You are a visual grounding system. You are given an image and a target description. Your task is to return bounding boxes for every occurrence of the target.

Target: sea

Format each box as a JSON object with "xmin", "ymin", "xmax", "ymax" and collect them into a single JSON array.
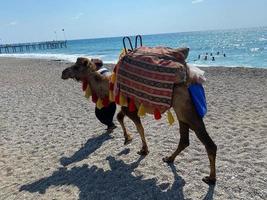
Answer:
[{"xmin": 1, "ymin": 27, "xmax": 266, "ymax": 68}]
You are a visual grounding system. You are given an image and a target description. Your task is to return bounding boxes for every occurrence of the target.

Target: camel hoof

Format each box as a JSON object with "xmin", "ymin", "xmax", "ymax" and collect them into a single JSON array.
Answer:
[
  {"xmin": 202, "ymin": 176, "xmax": 216, "ymax": 185},
  {"xmin": 162, "ymin": 157, "xmax": 174, "ymax": 163},
  {"xmin": 124, "ymin": 137, "xmax": 133, "ymax": 145},
  {"xmin": 137, "ymin": 149, "xmax": 149, "ymax": 156}
]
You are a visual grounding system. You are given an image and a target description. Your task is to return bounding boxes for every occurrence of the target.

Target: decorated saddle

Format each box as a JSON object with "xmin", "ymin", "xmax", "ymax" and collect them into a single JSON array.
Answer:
[{"xmin": 108, "ymin": 36, "xmax": 189, "ymax": 123}]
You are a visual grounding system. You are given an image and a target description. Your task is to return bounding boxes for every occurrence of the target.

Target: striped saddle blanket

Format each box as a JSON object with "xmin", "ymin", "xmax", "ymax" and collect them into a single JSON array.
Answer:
[{"xmin": 115, "ymin": 46, "xmax": 189, "ymax": 112}]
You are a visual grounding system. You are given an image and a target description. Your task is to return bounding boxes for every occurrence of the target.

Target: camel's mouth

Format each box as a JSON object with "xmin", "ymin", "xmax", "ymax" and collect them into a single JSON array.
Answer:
[
  {"xmin": 74, "ymin": 77, "xmax": 81, "ymax": 82},
  {"xmin": 61, "ymin": 68, "xmax": 71, "ymax": 80},
  {"xmin": 61, "ymin": 68, "xmax": 78, "ymax": 81},
  {"xmin": 61, "ymin": 75, "xmax": 68, "ymax": 80},
  {"xmin": 61, "ymin": 74, "xmax": 81, "ymax": 82},
  {"xmin": 61, "ymin": 75, "xmax": 69, "ymax": 80}
]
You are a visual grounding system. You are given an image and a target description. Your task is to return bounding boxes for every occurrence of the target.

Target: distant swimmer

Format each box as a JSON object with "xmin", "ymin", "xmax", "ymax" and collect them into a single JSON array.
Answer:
[
  {"xmin": 217, "ymin": 51, "xmax": 220, "ymax": 55},
  {"xmin": 198, "ymin": 54, "xmax": 201, "ymax": 60},
  {"xmin": 204, "ymin": 55, "xmax": 208, "ymax": 60},
  {"xmin": 223, "ymin": 53, "xmax": 226, "ymax": 57},
  {"xmin": 210, "ymin": 53, "xmax": 213, "ymax": 56},
  {"xmin": 212, "ymin": 56, "xmax": 215, "ymax": 61}
]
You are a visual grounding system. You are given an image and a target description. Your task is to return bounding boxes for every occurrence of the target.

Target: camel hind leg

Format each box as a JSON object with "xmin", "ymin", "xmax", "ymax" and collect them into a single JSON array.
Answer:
[
  {"xmin": 121, "ymin": 107, "xmax": 149, "ymax": 155},
  {"xmin": 190, "ymin": 119, "xmax": 217, "ymax": 185},
  {"xmin": 168, "ymin": 92, "xmax": 217, "ymax": 185},
  {"xmin": 163, "ymin": 120, "xmax": 190, "ymax": 163}
]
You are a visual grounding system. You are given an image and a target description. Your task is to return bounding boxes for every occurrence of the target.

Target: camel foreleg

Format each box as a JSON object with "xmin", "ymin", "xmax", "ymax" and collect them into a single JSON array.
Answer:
[
  {"xmin": 117, "ymin": 110, "xmax": 133, "ymax": 145},
  {"xmin": 122, "ymin": 107, "xmax": 149, "ymax": 155}
]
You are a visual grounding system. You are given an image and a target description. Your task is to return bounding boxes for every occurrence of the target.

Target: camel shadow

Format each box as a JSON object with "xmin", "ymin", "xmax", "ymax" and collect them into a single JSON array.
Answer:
[
  {"xmin": 21, "ymin": 133, "xmax": 215, "ymax": 200},
  {"xmin": 20, "ymin": 155, "xmax": 187, "ymax": 200},
  {"xmin": 59, "ymin": 132, "xmax": 113, "ymax": 166}
]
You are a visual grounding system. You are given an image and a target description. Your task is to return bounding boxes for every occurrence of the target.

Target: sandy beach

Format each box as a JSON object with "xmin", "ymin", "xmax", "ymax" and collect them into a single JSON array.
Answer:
[{"xmin": 0, "ymin": 57, "xmax": 266, "ymax": 200}]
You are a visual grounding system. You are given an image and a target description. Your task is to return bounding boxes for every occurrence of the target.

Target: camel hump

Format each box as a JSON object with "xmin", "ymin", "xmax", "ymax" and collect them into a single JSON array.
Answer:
[
  {"xmin": 114, "ymin": 46, "xmax": 189, "ymax": 114},
  {"xmin": 129, "ymin": 46, "xmax": 189, "ymax": 63},
  {"xmin": 122, "ymin": 46, "xmax": 188, "ymax": 84}
]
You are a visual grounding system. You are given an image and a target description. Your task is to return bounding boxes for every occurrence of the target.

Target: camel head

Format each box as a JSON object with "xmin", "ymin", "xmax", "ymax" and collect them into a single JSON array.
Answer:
[{"xmin": 61, "ymin": 57, "xmax": 97, "ymax": 81}]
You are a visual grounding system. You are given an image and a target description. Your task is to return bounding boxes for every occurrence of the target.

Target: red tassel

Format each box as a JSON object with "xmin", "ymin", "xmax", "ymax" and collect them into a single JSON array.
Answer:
[
  {"xmin": 128, "ymin": 97, "xmax": 136, "ymax": 112},
  {"xmin": 115, "ymin": 92, "xmax": 120, "ymax": 104},
  {"xmin": 102, "ymin": 96, "xmax": 109, "ymax": 107},
  {"xmin": 92, "ymin": 92, "xmax": 98, "ymax": 103},
  {"xmin": 154, "ymin": 108, "xmax": 162, "ymax": 120},
  {"xmin": 109, "ymin": 83, "xmax": 114, "ymax": 91},
  {"xmin": 82, "ymin": 80, "xmax": 88, "ymax": 91}
]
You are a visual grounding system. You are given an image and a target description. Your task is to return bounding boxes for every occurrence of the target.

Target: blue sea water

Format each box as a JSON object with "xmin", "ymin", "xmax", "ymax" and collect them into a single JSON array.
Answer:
[{"xmin": 1, "ymin": 27, "xmax": 267, "ymax": 68}]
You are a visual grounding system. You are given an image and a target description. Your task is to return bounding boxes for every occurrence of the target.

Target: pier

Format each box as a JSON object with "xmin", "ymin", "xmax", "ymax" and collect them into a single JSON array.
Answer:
[{"xmin": 0, "ymin": 40, "xmax": 67, "ymax": 54}]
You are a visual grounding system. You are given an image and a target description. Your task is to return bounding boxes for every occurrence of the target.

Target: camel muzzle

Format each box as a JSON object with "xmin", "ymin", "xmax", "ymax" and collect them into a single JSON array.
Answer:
[{"xmin": 61, "ymin": 68, "xmax": 72, "ymax": 80}]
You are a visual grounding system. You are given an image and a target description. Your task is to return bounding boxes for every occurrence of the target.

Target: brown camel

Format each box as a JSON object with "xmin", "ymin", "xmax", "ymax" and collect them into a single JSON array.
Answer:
[{"xmin": 61, "ymin": 55, "xmax": 217, "ymax": 185}]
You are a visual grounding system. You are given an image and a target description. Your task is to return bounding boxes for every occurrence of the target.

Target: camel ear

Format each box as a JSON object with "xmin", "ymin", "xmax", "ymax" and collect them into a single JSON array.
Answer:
[
  {"xmin": 83, "ymin": 59, "xmax": 89, "ymax": 66},
  {"xmin": 91, "ymin": 58, "xmax": 103, "ymax": 69},
  {"xmin": 76, "ymin": 57, "xmax": 83, "ymax": 64},
  {"xmin": 177, "ymin": 48, "xmax": 190, "ymax": 59},
  {"xmin": 76, "ymin": 57, "xmax": 89, "ymax": 66}
]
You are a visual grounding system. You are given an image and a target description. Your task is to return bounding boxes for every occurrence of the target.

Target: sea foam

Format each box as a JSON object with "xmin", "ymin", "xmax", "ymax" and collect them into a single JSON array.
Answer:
[{"xmin": 0, "ymin": 53, "xmax": 107, "ymax": 63}]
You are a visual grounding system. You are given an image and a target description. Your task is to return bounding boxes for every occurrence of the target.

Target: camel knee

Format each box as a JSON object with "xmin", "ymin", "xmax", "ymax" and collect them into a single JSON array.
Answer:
[
  {"xmin": 193, "ymin": 123, "xmax": 216, "ymax": 155},
  {"xmin": 116, "ymin": 111, "xmax": 124, "ymax": 122},
  {"xmin": 179, "ymin": 137, "xmax": 189, "ymax": 149},
  {"xmin": 195, "ymin": 130, "xmax": 217, "ymax": 157},
  {"xmin": 178, "ymin": 121, "xmax": 190, "ymax": 148},
  {"xmin": 136, "ymin": 122, "xmax": 144, "ymax": 132},
  {"xmin": 206, "ymin": 142, "xmax": 217, "ymax": 156}
]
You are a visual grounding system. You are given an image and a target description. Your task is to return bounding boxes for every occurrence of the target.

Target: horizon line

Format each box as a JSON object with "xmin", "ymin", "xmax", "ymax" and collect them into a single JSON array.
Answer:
[{"xmin": 2, "ymin": 25, "xmax": 267, "ymax": 45}]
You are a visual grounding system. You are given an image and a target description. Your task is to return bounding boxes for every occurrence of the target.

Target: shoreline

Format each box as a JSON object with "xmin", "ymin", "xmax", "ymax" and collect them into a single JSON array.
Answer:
[
  {"xmin": 0, "ymin": 57, "xmax": 266, "ymax": 199},
  {"xmin": 1, "ymin": 55, "xmax": 267, "ymax": 69}
]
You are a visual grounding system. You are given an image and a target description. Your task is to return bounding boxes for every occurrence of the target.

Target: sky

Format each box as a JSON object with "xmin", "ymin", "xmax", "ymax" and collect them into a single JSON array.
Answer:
[{"xmin": 0, "ymin": 0, "xmax": 266, "ymax": 43}]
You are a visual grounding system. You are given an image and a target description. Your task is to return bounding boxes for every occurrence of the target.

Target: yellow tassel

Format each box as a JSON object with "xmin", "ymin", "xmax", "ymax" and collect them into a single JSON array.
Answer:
[
  {"xmin": 137, "ymin": 103, "xmax": 146, "ymax": 117},
  {"xmin": 119, "ymin": 94, "xmax": 128, "ymax": 106},
  {"xmin": 167, "ymin": 110, "xmax": 175, "ymax": 125},
  {"xmin": 96, "ymin": 98, "xmax": 104, "ymax": 109},
  {"xmin": 111, "ymin": 72, "xmax": 116, "ymax": 83},
  {"xmin": 84, "ymin": 85, "xmax": 91, "ymax": 99},
  {"xmin": 109, "ymin": 90, "xmax": 114, "ymax": 102}
]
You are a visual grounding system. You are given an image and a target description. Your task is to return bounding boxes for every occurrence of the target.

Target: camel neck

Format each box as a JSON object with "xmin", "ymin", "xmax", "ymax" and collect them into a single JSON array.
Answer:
[{"xmin": 86, "ymin": 71, "xmax": 109, "ymax": 98}]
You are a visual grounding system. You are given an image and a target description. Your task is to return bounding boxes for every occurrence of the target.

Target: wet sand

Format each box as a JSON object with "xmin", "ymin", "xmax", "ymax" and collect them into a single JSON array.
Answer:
[{"xmin": 0, "ymin": 57, "xmax": 266, "ymax": 199}]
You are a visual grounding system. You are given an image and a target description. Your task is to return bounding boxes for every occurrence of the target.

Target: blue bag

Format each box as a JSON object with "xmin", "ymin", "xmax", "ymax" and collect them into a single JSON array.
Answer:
[{"xmin": 188, "ymin": 83, "xmax": 207, "ymax": 118}]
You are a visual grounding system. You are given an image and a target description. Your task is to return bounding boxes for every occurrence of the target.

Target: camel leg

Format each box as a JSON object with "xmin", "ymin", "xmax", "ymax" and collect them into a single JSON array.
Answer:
[
  {"xmin": 191, "ymin": 119, "xmax": 217, "ymax": 185},
  {"xmin": 163, "ymin": 120, "xmax": 189, "ymax": 163},
  {"xmin": 122, "ymin": 107, "xmax": 149, "ymax": 156},
  {"xmin": 170, "ymin": 85, "xmax": 216, "ymax": 184},
  {"xmin": 116, "ymin": 110, "xmax": 132, "ymax": 145}
]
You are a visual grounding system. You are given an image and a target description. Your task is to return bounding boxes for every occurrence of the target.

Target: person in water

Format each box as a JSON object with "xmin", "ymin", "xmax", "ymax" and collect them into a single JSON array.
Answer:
[
  {"xmin": 91, "ymin": 58, "xmax": 117, "ymax": 132},
  {"xmin": 212, "ymin": 56, "xmax": 215, "ymax": 61}
]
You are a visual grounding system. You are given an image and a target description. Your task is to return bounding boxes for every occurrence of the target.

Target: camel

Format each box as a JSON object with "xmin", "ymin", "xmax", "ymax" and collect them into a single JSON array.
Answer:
[{"xmin": 61, "ymin": 55, "xmax": 217, "ymax": 185}]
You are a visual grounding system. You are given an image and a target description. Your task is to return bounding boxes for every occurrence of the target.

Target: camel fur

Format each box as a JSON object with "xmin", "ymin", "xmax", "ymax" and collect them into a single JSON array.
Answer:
[{"xmin": 61, "ymin": 56, "xmax": 217, "ymax": 185}]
